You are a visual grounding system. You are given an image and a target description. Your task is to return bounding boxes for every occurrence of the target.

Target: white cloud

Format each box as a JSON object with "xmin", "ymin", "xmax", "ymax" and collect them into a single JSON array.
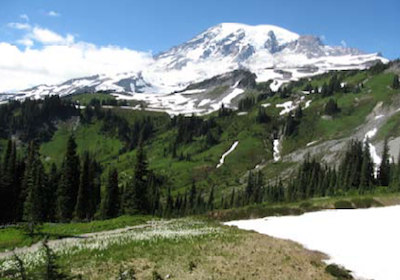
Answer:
[
  {"xmin": 16, "ymin": 39, "xmax": 34, "ymax": 47},
  {"xmin": 341, "ymin": 40, "xmax": 347, "ymax": 47},
  {"xmin": 28, "ymin": 27, "xmax": 74, "ymax": 45},
  {"xmin": 7, "ymin": 22, "xmax": 31, "ymax": 30},
  {"xmin": 0, "ymin": 41, "xmax": 153, "ymax": 92},
  {"xmin": 20, "ymin": 14, "xmax": 29, "ymax": 21},
  {"xmin": 47, "ymin": 11, "xmax": 60, "ymax": 17},
  {"xmin": 0, "ymin": 19, "xmax": 154, "ymax": 92}
]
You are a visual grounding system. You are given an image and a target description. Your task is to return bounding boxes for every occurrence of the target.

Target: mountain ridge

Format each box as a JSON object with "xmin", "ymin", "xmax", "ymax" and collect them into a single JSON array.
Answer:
[{"xmin": 3, "ymin": 23, "xmax": 388, "ymax": 115}]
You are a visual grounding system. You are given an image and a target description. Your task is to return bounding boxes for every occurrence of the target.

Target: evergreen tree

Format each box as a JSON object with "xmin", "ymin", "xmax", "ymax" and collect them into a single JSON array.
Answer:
[
  {"xmin": 23, "ymin": 142, "xmax": 46, "ymax": 235},
  {"xmin": 57, "ymin": 135, "xmax": 80, "ymax": 221},
  {"xmin": 123, "ymin": 138, "xmax": 150, "ymax": 214},
  {"xmin": 0, "ymin": 139, "xmax": 17, "ymax": 223},
  {"xmin": 189, "ymin": 179, "xmax": 197, "ymax": 210},
  {"xmin": 378, "ymin": 138, "xmax": 391, "ymax": 186},
  {"xmin": 165, "ymin": 186, "xmax": 174, "ymax": 216},
  {"xmin": 229, "ymin": 188, "xmax": 235, "ymax": 208},
  {"xmin": 40, "ymin": 239, "xmax": 71, "ymax": 280},
  {"xmin": 245, "ymin": 171, "xmax": 255, "ymax": 203},
  {"xmin": 101, "ymin": 168, "xmax": 120, "ymax": 219},
  {"xmin": 325, "ymin": 99, "xmax": 340, "ymax": 115},
  {"xmin": 359, "ymin": 140, "xmax": 374, "ymax": 193},
  {"xmin": 74, "ymin": 152, "xmax": 93, "ymax": 221},
  {"xmin": 45, "ymin": 164, "xmax": 59, "ymax": 222},
  {"xmin": 392, "ymin": 75, "xmax": 399, "ymax": 90},
  {"xmin": 208, "ymin": 185, "xmax": 214, "ymax": 211}
]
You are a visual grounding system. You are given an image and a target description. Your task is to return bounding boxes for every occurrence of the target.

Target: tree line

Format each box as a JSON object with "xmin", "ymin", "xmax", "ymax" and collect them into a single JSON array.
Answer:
[{"xmin": 221, "ymin": 138, "xmax": 400, "ymax": 208}]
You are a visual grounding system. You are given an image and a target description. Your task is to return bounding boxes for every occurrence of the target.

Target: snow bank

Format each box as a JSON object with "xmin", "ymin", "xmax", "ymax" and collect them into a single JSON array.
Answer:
[
  {"xmin": 225, "ymin": 205, "xmax": 400, "ymax": 280},
  {"xmin": 216, "ymin": 141, "xmax": 239, "ymax": 168}
]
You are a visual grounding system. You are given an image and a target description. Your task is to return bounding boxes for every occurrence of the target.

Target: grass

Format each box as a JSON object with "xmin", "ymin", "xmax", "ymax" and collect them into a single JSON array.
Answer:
[
  {"xmin": 376, "ymin": 111, "xmax": 400, "ymax": 140},
  {"xmin": 1, "ymin": 218, "xmax": 334, "ymax": 280},
  {"xmin": 0, "ymin": 215, "xmax": 152, "ymax": 252},
  {"xmin": 41, "ymin": 121, "xmax": 123, "ymax": 167}
]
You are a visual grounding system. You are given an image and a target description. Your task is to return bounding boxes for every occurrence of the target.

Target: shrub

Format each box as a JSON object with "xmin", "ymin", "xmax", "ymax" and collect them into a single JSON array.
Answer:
[
  {"xmin": 325, "ymin": 264, "xmax": 353, "ymax": 279},
  {"xmin": 334, "ymin": 200, "xmax": 353, "ymax": 209},
  {"xmin": 299, "ymin": 201, "xmax": 313, "ymax": 209}
]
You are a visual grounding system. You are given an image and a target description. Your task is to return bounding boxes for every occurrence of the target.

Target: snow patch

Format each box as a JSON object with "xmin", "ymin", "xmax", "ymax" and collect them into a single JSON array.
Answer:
[
  {"xmin": 225, "ymin": 205, "xmax": 400, "ymax": 280},
  {"xmin": 273, "ymin": 139, "xmax": 281, "ymax": 162},
  {"xmin": 261, "ymin": 103, "xmax": 271, "ymax": 108},
  {"xmin": 375, "ymin": 114, "xmax": 385, "ymax": 120},
  {"xmin": 364, "ymin": 128, "xmax": 381, "ymax": 175},
  {"xmin": 237, "ymin": 112, "xmax": 248, "ymax": 116},
  {"xmin": 306, "ymin": 140, "xmax": 318, "ymax": 147},
  {"xmin": 216, "ymin": 141, "xmax": 239, "ymax": 168},
  {"xmin": 276, "ymin": 101, "xmax": 296, "ymax": 116}
]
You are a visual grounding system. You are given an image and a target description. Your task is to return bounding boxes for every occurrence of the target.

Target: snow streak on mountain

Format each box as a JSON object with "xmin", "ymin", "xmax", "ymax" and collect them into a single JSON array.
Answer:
[{"xmin": 5, "ymin": 23, "xmax": 387, "ymax": 114}]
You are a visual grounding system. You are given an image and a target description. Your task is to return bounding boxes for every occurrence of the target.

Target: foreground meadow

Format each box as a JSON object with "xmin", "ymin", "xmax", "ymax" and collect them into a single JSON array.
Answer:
[{"xmin": 0, "ymin": 218, "xmax": 334, "ymax": 280}]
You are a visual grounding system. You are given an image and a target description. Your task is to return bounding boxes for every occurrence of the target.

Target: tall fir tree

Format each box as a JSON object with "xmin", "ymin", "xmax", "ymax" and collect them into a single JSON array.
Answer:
[
  {"xmin": 392, "ymin": 75, "xmax": 399, "ymax": 90},
  {"xmin": 359, "ymin": 140, "xmax": 374, "ymax": 194},
  {"xmin": 123, "ymin": 138, "xmax": 150, "ymax": 214},
  {"xmin": 208, "ymin": 185, "xmax": 214, "ymax": 211},
  {"xmin": 0, "ymin": 139, "xmax": 17, "ymax": 223},
  {"xmin": 101, "ymin": 168, "xmax": 120, "ymax": 219},
  {"xmin": 57, "ymin": 135, "xmax": 80, "ymax": 221},
  {"xmin": 23, "ymin": 141, "xmax": 46, "ymax": 235},
  {"xmin": 74, "ymin": 152, "xmax": 93, "ymax": 221},
  {"xmin": 378, "ymin": 138, "xmax": 391, "ymax": 186},
  {"xmin": 188, "ymin": 179, "xmax": 197, "ymax": 212}
]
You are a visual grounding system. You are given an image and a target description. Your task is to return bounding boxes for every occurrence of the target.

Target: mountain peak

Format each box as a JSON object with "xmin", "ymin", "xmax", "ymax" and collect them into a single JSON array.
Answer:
[{"xmin": 7, "ymin": 22, "xmax": 388, "ymax": 114}]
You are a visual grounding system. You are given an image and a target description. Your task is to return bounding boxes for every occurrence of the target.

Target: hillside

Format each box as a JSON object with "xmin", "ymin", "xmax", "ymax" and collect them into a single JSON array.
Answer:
[{"xmin": 1, "ymin": 61, "xmax": 399, "ymax": 204}]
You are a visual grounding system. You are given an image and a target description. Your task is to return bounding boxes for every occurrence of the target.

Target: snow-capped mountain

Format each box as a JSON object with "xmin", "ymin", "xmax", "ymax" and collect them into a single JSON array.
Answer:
[{"xmin": 6, "ymin": 23, "xmax": 388, "ymax": 114}]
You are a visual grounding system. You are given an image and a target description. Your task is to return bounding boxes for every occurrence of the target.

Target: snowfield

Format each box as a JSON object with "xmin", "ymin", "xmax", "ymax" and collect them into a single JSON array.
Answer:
[{"xmin": 225, "ymin": 205, "xmax": 400, "ymax": 280}]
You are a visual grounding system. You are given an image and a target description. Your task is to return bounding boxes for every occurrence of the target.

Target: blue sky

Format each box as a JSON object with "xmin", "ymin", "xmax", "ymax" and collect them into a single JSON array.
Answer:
[
  {"xmin": 0, "ymin": 0, "xmax": 398, "ymax": 91},
  {"xmin": 1, "ymin": 0, "xmax": 399, "ymax": 57}
]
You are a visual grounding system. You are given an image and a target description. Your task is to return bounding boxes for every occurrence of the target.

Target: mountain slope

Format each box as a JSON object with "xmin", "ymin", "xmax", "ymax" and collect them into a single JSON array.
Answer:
[{"xmin": 5, "ymin": 23, "xmax": 388, "ymax": 115}]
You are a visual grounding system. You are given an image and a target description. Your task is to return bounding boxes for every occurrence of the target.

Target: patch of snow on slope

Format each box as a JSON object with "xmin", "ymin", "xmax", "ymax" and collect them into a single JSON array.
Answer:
[
  {"xmin": 237, "ymin": 112, "xmax": 248, "ymax": 116},
  {"xmin": 306, "ymin": 140, "xmax": 319, "ymax": 147},
  {"xmin": 225, "ymin": 205, "xmax": 400, "ymax": 280},
  {"xmin": 304, "ymin": 100, "xmax": 312, "ymax": 109},
  {"xmin": 221, "ymin": 88, "xmax": 245, "ymax": 106},
  {"xmin": 276, "ymin": 101, "xmax": 296, "ymax": 115},
  {"xmin": 364, "ymin": 128, "xmax": 381, "ymax": 174},
  {"xmin": 261, "ymin": 103, "xmax": 271, "ymax": 108},
  {"xmin": 273, "ymin": 139, "xmax": 281, "ymax": 162},
  {"xmin": 180, "ymin": 89, "xmax": 206, "ymax": 95},
  {"xmin": 216, "ymin": 141, "xmax": 239, "ymax": 168},
  {"xmin": 375, "ymin": 114, "xmax": 385, "ymax": 120},
  {"xmin": 198, "ymin": 99, "xmax": 211, "ymax": 107}
]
